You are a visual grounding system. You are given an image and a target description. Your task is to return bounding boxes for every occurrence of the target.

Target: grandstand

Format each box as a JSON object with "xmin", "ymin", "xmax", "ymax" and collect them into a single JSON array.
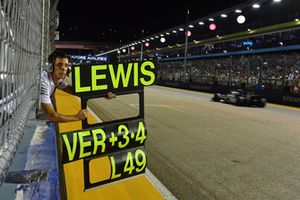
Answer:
[{"xmin": 100, "ymin": 0, "xmax": 300, "ymax": 107}]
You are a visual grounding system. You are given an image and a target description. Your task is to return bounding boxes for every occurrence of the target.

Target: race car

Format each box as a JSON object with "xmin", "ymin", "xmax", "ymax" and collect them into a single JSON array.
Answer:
[{"xmin": 212, "ymin": 89, "xmax": 266, "ymax": 107}]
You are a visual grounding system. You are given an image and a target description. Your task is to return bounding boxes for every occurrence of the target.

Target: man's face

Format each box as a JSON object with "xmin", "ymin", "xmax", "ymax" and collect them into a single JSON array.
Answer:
[{"xmin": 53, "ymin": 57, "xmax": 70, "ymax": 79}]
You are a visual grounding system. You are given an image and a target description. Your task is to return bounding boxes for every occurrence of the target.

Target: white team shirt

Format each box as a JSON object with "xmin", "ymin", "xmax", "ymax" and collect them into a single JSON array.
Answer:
[{"xmin": 40, "ymin": 71, "xmax": 68, "ymax": 104}]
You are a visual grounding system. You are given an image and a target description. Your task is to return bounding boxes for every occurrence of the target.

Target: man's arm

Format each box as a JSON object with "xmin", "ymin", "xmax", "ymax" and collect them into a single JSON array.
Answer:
[{"xmin": 41, "ymin": 102, "xmax": 88, "ymax": 123}]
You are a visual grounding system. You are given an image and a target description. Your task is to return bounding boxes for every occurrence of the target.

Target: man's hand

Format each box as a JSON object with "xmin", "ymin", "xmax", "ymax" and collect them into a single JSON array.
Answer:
[
  {"xmin": 76, "ymin": 109, "xmax": 88, "ymax": 120},
  {"xmin": 41, "ymin": 103, "xmax": 89, "ymax": 123},
  {"xmin": 105, "ymin": 92, "xmax": 116, "ymax": 100}
]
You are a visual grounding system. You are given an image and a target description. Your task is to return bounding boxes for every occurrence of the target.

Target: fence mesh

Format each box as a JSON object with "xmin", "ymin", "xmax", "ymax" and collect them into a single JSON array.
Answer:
[{"xmin": 0, "ymin": 0, "xmax": 57, "ymax": 185}]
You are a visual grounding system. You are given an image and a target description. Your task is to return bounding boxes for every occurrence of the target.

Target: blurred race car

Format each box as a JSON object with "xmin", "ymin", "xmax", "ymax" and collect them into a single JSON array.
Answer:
[{"xmin": 212, "ymin": 89, "xmax": 266, "ymax": 107}]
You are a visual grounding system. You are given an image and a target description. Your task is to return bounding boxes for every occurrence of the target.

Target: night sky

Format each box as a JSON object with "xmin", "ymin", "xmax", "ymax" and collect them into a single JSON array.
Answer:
[{"xmin": 57, "ymin": 0, "xmax": 249, "ymax": 43}]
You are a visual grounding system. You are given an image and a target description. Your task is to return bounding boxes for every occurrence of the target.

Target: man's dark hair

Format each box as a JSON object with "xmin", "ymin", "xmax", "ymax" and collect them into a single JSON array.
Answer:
[
  {"xmin": 48, "ymin": 50, "xmax": 71, "ymax": 66},
  {"xmin": 48, "ymin": 50, "xmax": 72, "ymax": 75}
]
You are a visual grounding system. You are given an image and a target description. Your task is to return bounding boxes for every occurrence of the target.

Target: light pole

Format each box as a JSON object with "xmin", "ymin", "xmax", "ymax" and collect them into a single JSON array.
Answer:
[
  {"xmin": 117, "ymin": 49, "xmax": 121, "ymax": 62},
  {"xmin": 183, "ymin": 9, "xmax": 190, "ymax": 82},
  {"xmin": 127, "ymin": 46, "xmax": 130, "ymax": 62},
  {"xmin": 118, "ymin": 39, "xmax": 122, "ymax": 62},
  {"xmin": 140, "ymin": 29, "xmax": 144, "ymax": 61}
]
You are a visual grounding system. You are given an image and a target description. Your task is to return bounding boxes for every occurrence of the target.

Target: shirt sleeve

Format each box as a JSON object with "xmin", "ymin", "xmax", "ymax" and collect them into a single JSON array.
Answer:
[
  {"xmin": 40, "ymin": 76, "xmax": 51, "ymax": 104},
  {"xmin": 57, "ymin": 80, "xmax": 68, "ymax": 89}
]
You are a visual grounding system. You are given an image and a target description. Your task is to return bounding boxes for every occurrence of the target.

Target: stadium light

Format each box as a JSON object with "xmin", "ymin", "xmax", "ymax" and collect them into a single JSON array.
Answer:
[
  {"xmin": 128, "ymin": 1, "xmax": 285, "ymax": 56},
  {"xmin": 237, "ymin": 15, "xmax": 246, "ymax": 24},
  {"xmin": 252, "ymin": 3, "xmax": 260, "ymax": 8},
  {"xmin": 160, "ymin": 37, "xmax": 166, "ymax": 43},
  {"xmin": 187, "ymin": 31, "xmax": 192, "ymax": 37},
  {"xmin": 209, "ymin": 23, "xmax": 217, "ymax": 31}
]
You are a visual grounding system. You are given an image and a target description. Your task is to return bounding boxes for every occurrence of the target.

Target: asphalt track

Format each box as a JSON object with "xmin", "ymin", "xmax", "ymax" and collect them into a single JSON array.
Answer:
[{"xmin": 89, "ymin": 86, "xmax": 300, "ymax": 200}]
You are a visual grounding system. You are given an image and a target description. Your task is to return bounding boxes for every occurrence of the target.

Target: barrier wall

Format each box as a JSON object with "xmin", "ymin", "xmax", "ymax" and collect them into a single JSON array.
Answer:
[{"xmin": 158, "ymin": 80, "xmax": 300, "ymax": 107}]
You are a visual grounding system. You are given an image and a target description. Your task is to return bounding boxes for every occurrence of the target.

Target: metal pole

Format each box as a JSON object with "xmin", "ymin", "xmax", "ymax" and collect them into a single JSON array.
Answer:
[
  {"xmin": 183, "ymin": 9, "xmax": 189, "ymax": 82},
  {"xmin": 118, "ymin": 39, "xmax": 122, "ymax": 62},
  {"xmin": 127, "ymin": 47, "xmax": 130, "ymax": 62},
  {"xmin": 38, "ymin": 0, "xmax": 46, "ymax": 112},
  {"xmin": 281, "ymin": 55, "xmax": 286, "ymax": 88},
  {"xmin": 228, "ymin": 56, "xmax": 232, "ymax": 87},
  {"xmin": 257, "ymin": 56, "xmax": 263, "ymax": 86},
  {"xmin": 140, "ymin": 43, "xmax": 143, "ymax": 61},
  {"xmin": 245, "ymin": 57, "xmax": 250, "ymax": 88},
  {"xmin": 118, "ymin": 49, "xmax": 121, "ymax": 62},
  {"xmin": 140, "ymin": 29, "xmax": 144, "ymax": 61}
]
